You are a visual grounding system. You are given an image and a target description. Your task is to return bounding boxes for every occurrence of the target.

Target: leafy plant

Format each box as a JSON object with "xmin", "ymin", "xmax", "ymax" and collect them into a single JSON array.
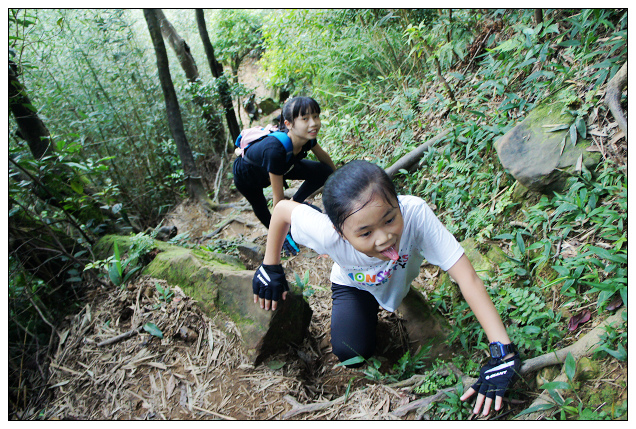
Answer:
[
  {"xmin": 593, "ymin": 310, "xmax": 627, "ymax": 361},
  {"xmin": 434, "ymin": 382, "xmax": 473, "ymax": 420},
  {"xmin": 155, "ymin": 282, "xmax": 174, "ymax": 303},
  {"xmin": 293, "ymin": 271, "xmax": 322, "ymax": 298},
  {"xmin": 107, "ymin": 241, "xmax": 141, "ymax": 287},
  {"xmin": 413, "ymin": 362, "xmax": 458, "ymax": 395},
  {"xmin": 336, "ymin": 344, "xmax": 431, "ymax": 384}
]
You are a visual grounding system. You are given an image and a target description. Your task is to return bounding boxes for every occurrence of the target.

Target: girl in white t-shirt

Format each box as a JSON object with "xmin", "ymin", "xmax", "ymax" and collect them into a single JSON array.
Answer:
[{"xmin": 252, "ymin": 160, "xmax": 521, "ymax": 416}]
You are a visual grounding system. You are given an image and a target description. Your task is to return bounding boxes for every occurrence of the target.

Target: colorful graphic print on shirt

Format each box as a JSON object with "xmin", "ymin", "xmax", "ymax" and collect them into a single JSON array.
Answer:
[{"xmin": 346, "ymin": 254, "xmax": 410, "ymax": 287}]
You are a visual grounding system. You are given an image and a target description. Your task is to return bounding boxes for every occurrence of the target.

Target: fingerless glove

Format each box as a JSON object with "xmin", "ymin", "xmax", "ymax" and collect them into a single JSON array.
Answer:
[
  {"xmin": 471, "ymin": 353, "xmax": 522, "ymax": 400},
  {"xmin": 252, "ymin": 264, "xmax": 289, "ymax": 302}
]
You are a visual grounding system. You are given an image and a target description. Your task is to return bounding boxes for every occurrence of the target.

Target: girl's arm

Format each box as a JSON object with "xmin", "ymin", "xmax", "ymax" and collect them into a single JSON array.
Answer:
[
  {"xmin": 311, "ymin": 144, "xmax": 337, "ymax": 171},
  {"xmin": 447, "ymin": 254, "xmax": 517, "ymax": 416},
  {"xmin": 269, "ymin": 172, "xmax": 286, "ymax": 209},
  {"xmin": 254, "ymin": 200, "xmax": 301, "ymax": 311},
  {"xmin": 446, "ymin": 254, "xmax": 511, "ymax": 345},
  {"xmin": 263, "ymin": 199, "xmax": 300, "ymax": 265}
]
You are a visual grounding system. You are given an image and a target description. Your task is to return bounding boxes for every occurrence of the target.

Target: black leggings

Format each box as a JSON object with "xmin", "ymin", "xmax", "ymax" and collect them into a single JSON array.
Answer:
[
  {"xmin": 330, "ymin": 283, "xmax": 379, "ymax": 367},
  {"xmin": 233, "ymin": 158, "xmax": 333, "ymax": 228}
]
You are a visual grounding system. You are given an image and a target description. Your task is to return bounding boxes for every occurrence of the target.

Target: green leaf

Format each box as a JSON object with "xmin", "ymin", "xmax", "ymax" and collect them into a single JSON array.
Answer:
[
  {"xmin": 122, "ymin": 266, "xmax": 142, "ymax": 283},
  {"xmin": 70, "ymin": 180, "xmax": 84, "ymax": 195},
  {"xmin": 113, "ymin": 242, "xmax": 122, "ymax": 277},
  {"xmin": 336, "ymin": 355, "xmax": 365, "ymax": 367},
  {"xmin": 515, "ymin": 402, "xmax": 556, "ymax": 417},
  {"xmin": 266, "ymin": 360, "xmax": 285, "ymax": 370},
  {"xmin": 569, "ymin": 124, "xmax": 578, "ymax": 146},
  {"xmin": 575, "ymin": 116, "xmax": 587, "ymax": 139},
  {"xmin": 547, "ymin": 124, "xmax": 569, "ymax": 132},
  {"xmin": 344, "ymin": 376, "xmax": 355, "ymax": 403},
  {"xmin": 540, "ymin": 381, "xmax": 570, "ymax": 391},
  {"xmin": 557, "ymin": 40, "xmax": 580, "ymax": 47},
  {"xmin": 515, "ymin": 231, "xmax": 525, "ymax": 254},
  {"xmin": 108, "ymin": 261, "xmax": 122, "ymax": 286},
  {"xmin": 22, "ymin": 103, "xmax": 38, "ymax": 113},
  {"xmin": 564, "ymin": 352, "xmax": 576, "ymax": 381},
  {"xmin": 143, "ymin": 322, "xmax": 164, "ymax": 339}
]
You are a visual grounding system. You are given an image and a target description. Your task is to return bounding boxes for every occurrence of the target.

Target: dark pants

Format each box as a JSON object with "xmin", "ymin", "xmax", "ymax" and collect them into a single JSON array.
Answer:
[
  {"xmin": 233, "ymin": 158, "xmax": 333, "ymax": 228},
  {"xmin": 330, "ymin": 283, "xmax": 379, "ymax": 367}
]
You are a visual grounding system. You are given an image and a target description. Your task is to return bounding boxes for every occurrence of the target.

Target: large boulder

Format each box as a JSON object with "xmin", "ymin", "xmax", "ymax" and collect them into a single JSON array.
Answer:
[
  {"xmin": 495, "ymin": 91, "xmax": 601, "ymax": 193},
  {"xmin": 93, "ymin": 235, "xmax": 312, "ymax": 365}
]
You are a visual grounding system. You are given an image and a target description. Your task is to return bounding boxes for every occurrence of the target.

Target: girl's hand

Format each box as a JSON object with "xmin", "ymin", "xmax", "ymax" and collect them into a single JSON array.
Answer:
[
  {"xmin": 460, "ymin": 353, "xmax": 522, "ymax": 416},
  {"xmin": 252, "ymin": 264, "xmax": 289, "ymax": 311}
]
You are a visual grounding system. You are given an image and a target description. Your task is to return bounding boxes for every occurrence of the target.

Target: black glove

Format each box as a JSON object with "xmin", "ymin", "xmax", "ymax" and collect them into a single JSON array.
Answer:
[
  {"xmin": 470, "ymin": 353, "xmax": 521, "ymax": 400},
  {"xmin": 282, "ymin": 233, "xmax": 299, "ymax": 256},
  {"xmin": 252, "ymin": 264, "xmax": 289, "ymax": 302}
]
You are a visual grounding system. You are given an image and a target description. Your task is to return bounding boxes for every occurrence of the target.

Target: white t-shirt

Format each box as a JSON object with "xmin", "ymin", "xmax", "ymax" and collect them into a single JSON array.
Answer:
[{"xmin": 290, "ymin": 195, "xmax": 464, "ymax": 312}]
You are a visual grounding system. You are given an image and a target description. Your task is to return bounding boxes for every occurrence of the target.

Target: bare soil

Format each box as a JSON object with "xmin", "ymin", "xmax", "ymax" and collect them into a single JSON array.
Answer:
[{"xmin": 44, "ymin": 181, "xmax": 428, "ymax": 420}]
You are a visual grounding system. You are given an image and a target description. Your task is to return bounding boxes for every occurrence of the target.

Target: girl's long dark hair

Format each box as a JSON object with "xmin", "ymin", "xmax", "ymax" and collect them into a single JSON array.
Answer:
[
  {"xmin": 322, "ymin": 160, "xmax": 399, "ymax": 235},
  {"xmin": 278, "ymin": 96, "xmax": 321, "ymax": 132}
]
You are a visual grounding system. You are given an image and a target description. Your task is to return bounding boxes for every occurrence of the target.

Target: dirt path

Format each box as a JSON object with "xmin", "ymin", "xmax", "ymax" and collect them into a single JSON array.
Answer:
[{"xmin": 45, "ymin": 184, "xmax": 419, "ymax": 420}]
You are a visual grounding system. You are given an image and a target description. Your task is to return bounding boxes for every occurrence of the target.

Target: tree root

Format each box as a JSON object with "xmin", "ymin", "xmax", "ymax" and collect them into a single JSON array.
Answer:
[
  {"xmin": 604, "ymin": 62, "xmax": 627, "ymax": 139},
  {"xmin": 385, "ymin": 129, "xmax": 450, "ymax": 178},
  {"xmin": 516, "ymin": 309, "xmax": 625, "ymax": 420},
  {"xmin": 279, "ymin": 310, "xmax": 624, "ymax": 420},
  {"xmin": 282, "ymin": 394, "xmax": 346, "ymax": 419}
]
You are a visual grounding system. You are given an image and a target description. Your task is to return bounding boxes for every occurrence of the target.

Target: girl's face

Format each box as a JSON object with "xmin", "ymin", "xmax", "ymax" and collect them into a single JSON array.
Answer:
[
  {"xmin": 340, "ymin": 191, "xmax": 403, "ymax": 261},
  {"xmin": 286, "ymin": 109, "xmax": 321, "ymax": 141}
]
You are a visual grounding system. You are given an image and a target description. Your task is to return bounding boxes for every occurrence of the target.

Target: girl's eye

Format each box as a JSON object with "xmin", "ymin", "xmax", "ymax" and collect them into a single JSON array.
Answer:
[
  {"xmin": 360, "ymin": 231, "xmax": 371, "ymax": 238},
  {"xmin": 386, "ymin": 216, "xmax": 395, "ymax": 224}
]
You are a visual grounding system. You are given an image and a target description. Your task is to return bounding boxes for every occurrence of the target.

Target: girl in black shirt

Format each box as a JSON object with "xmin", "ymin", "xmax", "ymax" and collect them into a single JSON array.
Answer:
[{"xmin": 233, "ymin": 96, "xmax": 336, "ymax": 235}]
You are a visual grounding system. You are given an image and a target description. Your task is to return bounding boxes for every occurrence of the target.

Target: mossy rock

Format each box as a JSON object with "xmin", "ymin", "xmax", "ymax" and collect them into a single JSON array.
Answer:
[
  {"xmin": 495, "ymin": 89, "xmax": 601, "ymax": 193},
  {"xmin": 92, "ymin": 235, "xmax": 312, "ymax": 364}
]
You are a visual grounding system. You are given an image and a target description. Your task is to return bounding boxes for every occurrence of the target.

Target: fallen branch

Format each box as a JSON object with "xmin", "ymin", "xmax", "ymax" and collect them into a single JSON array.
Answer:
[
  {"xmin": 385, "ymin": 129, "xmax": 451, "ymax": 178},
  {"xmin": 391, "ymin": 387, "xmax": 454, "ymax": 418},
  {"xmin": 604, "ymin": 62, "xmax": 627, "ymax": 139},
  {"xmin": 282, "ymin": 394, "xmax": 346, "ymax": 419},
  {"xmin": 97, "ymin": 328, "xmax": 141, "ymax": 347},
  {"xmin": 202, "ymin": 217, "xmax": 237, "ymax": 239},
  {"xmin": 517, "ymin": 309, "xmax": 626, "ymax": 420},
  {"xmin": 389, "ymin": 310, "xmax": 624, "ymax": 419},
  {"xmin": 519, "ymin": 309, "xmax": 625, "ymax": 375}
]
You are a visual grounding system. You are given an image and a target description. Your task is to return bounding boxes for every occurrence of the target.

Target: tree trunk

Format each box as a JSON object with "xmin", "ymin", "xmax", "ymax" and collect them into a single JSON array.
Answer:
[
  {"xmin": 420, "ymin": 42, "xmax": 456, "ymax": 104},
  {"xmin": 9, "ymin": 59, "xmax": 53, "ymax": 160},
  {"xmin": 143, "ymin": 9, "xmax": 212, "ymax": 206},
  {"xmin": 604, "ymin": 62, "xmax": 627, "ymax": 139},
  {"xmin": 154, "ymin": 9, "xmax": 226, "ymax": 154},
  {"xmin": 195, "ymin": 9, "xmax": 241, "ymax": 143},
  {"xmin": 9, "ymin": 58, "xmax": 118, "ymax": 234}
]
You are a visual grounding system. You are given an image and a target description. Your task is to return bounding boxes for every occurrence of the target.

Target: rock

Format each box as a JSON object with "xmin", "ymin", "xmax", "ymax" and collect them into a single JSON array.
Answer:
[
  {"xmin": 257, "ymin": 97, "xmax": 279, "ymax": 116},
  {"xmin": 575, "ymin": 356, "xmax": 599, "ymax": 381},
  {"xmin": 93, "ymin": 235, "xmax": 312, "ymax": 365},
  {"xmin": 237, "ymin": 242, "xmax": 265, "ymax": 270},
  {"xmin": 494, "ymin": 90, "xmax": 601, "ymax": 193},
  {"xmin": 536, "ymin": 365, "xmax": 560, "ymax": 388},
  {"xmin": 397, "ymin": 287, "xmax": 453, "ymax": 360},
  {"xmin": 434, "ymin": 238, "xmax": 506, "ymax": 305}
]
